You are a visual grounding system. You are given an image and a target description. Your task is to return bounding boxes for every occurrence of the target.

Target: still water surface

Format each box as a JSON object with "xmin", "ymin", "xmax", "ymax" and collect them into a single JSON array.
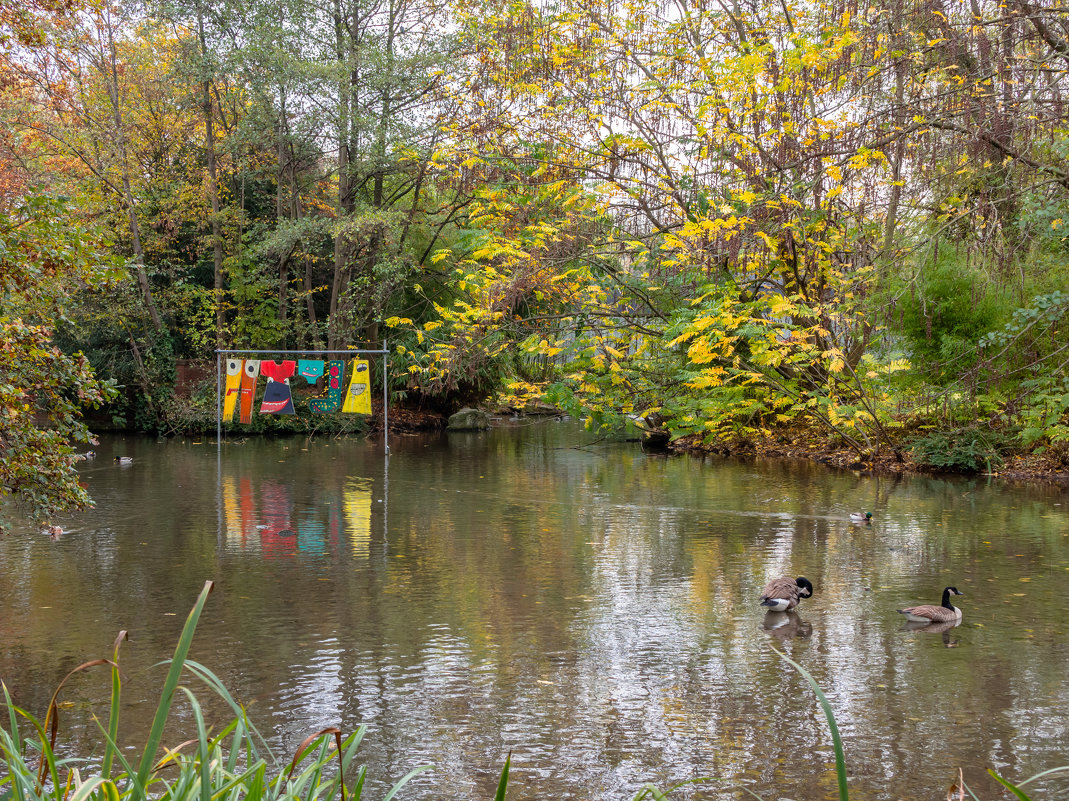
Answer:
[{"xmin": 2, "ymin": 422, "xmax": 1068, "ymax": 800}]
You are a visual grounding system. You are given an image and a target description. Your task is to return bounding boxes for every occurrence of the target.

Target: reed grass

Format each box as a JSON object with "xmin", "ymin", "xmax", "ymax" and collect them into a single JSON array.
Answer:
[
  {"xmin": 2, "ymin": 584, "xmax": 1066, "ymax": 801},
  {"xmin": 0, "ymin": 581, "xmax": 428, "ymax": 801}
]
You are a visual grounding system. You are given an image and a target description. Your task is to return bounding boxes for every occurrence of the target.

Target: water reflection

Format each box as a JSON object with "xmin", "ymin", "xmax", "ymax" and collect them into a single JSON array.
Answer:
[
  {"xmin": 761, "ymin": 611, "xmax": 813, "ymax": 640},
  {"xmin": 220, "ymin": 469, "xmax": 374, "ymax": 558},
  {"xmin": 901, "ymin": 619, "xmax": 962, "ymax": 648},
  {"xmin": 1, "ymin": 425, "xmax": 1068, "ymax": 801}
]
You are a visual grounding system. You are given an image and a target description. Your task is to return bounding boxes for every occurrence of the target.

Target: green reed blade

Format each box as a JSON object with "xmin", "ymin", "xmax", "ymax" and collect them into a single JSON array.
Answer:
[
  {"xmin": 349, "ymin": 764, "xmax": 367, "ymax": 801},
  {"xmin": 68, "ymin": 775, "xmax": 116, "ymax": 801},
  {"xmin": 380, "ymin": 765, "xmax": 431, "ymax": 801},
  {"xmin": 183, "ymin": 660, "xmax": 274, "ymax": 766},
  {"xmin": 1016, "ymin": 766, "xmax": 1069, "ymax": 788},
  {"xmin": 210, "ymin": 758, "xmax": 268, "ymax": 800},
  {"xmin": 175, "ymin": 687, "xmax": 212, "ymax": 801},
  {"xmin": 770, "ymin": 646, "xmax": 849, "ymax": 801},
  {"xmin": 243, "ymin": 762, "xmax": 266, "ymax": 801},
  {"xmin": 493, "ymin": 753, "xmax": 510, "ymax": 801},
  {"xmin": 90, "ymin": 712, "xmax": 140, "ymax": 784},
  {"xmin": 2, "ymin": 683, "xmax": 19, "ymax": 749},
  {"xmin": 958, "ymin": 776, "xmax": 981, "ymax": 801},
  {"xmin": 988, "ymin": 769, "xmax": 1032, "ymax": 801},
  {"xmin": 135, "ymin": 580, "xmax": 214, "ymax": 791},
  {"xmin": 102, "ymin": 631, "xmax": 127, "ymax": 781},
  {"xmin": 340, "ymin": 727, "xmax": 366, "ymax": 772}
]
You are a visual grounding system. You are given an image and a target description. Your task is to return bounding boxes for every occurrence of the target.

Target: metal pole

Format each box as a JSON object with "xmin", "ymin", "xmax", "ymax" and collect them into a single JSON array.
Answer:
[
  {"xmin": 382, "ymin": 440, "xmax": 389, "ymax": 562},
  {"xmin": 382, "ymin": 337, "xmax": 390, "ymax": 455},
  {"xmin": 216, "ymin": 351, "xmax": 222, "ymax": 446},
  {"xmin": 215, "ymin": 348, "xmax": 387, "ymax": 355}
]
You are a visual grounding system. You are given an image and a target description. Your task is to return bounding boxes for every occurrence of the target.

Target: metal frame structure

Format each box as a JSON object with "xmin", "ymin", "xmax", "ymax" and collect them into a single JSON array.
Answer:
[{"xmin": 214, "ymin": 344, "xmax": 391, "ymax": 454}]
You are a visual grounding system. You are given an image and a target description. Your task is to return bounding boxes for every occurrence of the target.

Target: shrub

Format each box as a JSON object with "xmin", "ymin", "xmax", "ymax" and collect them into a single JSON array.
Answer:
[{"xmin": 908, "ymin": 427, "xmax": 1015, "ymax": 473}]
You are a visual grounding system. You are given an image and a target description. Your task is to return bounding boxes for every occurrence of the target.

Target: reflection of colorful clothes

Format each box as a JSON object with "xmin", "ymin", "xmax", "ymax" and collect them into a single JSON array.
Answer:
[
  {"xmin": 222, "ymin": 476, "xmax": 242, "ymax": 546},
  {"xmin": 341, "ymin": 359, "xmax": 372, "ymax": 414},
  {"xmin": 297, "ymin": 359, "xmax": 324, "ymax": 384},
  {"xmin": 259, "ymin": 481, "xmax": 296, "ymax": 559},
  {"xmin": 239, "ymin": 360, "xmax": 261, "ymax": 423},
  {"xmin": 259, "ymin": 360, "xmax": 296, "ymax": 415},
  {"xmin": 297, "ymin": 519, "xmax": 327, "ymax": 553},
  {"xmin": 223, "ymin": 359, "xmax": 243, "ymax": 422},
  {"xmin": 310, "ymin": 360, "xmax": 345, "ymax": 413},
  {"xmin": 345, "ymin": 479, "xmax": 372, "ymax": 558},
  {"xmin": 238, "ymin": 477, "xmax": 260, "ymax": 552}
]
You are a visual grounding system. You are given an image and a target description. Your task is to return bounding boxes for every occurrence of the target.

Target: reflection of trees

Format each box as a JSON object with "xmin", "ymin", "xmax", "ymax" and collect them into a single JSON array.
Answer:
[{"xmin": 1, "ymin": 426, "xmax": 1068, "ymax": 799}]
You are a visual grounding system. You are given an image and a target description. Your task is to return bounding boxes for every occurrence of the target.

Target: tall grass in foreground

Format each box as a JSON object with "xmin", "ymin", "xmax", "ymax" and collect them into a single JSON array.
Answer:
[
  {"xmin": 2, "ymin": 582, "xmax": 1066, "ymax": 801},
  {"xmin": 0, "ymin": 581, "xmax": 428, "ymax": 801}
]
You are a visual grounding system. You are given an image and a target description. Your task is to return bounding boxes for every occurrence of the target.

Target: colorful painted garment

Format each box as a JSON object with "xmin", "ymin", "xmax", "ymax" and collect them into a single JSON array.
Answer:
[
  {"xmin": 260, "ymin": 360, "xmax": 296, "ymax": 415},
  {"xmin": 239, "ymin": 360, "xmax": 261, "ymax": 423},
  {"xmin": 297, "ymin": 359, "xmax": 324, "ymax": 384},
  {"xmin": 310, "ymin": 360, "xmax": 345, "ymax": 413},
  {"xmin": 341, "ymin": 359, "xmax": 372, "ymax": 414},
  {"xmin": 222, "ymin": 358, "xmax": 243, "ymax": 422}
]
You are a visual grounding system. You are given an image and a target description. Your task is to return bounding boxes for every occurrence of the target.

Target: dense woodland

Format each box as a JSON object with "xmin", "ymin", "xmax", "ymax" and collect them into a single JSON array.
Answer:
[{"xmin": 2, "ymin": 0, "xmax": 1069, "ymax": 527}]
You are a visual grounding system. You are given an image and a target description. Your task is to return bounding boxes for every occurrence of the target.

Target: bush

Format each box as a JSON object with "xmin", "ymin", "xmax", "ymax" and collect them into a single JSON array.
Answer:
[
  {"xmin": 908, "ymin": 426, "xmax": 1015, "ymax": 473},
  {"xmin": 894, "ymin": 255, "xmax": 1006, "ymax": 380}
]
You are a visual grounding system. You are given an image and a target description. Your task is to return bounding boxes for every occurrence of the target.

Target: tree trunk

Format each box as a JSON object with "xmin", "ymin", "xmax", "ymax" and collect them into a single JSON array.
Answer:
[
  {"xmin": 882, "ymin": 3, "xmax": 906, "ymax": 260},
  {"xmin": 198, "ymin": 11, "xmax": 225, "ymax": 349},
  {"xmin": 328, "ymin": 0, "xmax": 354, "ymax": 350},
  {"xmin": 102, "ymin": 5, "xmax": 163, "ymax": 332}
]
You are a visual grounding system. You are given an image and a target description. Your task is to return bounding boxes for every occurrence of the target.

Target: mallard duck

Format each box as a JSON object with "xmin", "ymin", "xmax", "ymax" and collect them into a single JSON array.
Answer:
[
  {"xmin": 897, "ymin": 586, "xmax": 964, "ymax": 623},
  {"xmin": 114, "ymin": 456, "xmax": 133, "ymax": 464},
  {"xmin": 759, "ymin": 576, "xmax": 814, "ymax": 611},
  {"xmin": 850, "ymin": 512, "xmax": 873, "ymax": 523}
]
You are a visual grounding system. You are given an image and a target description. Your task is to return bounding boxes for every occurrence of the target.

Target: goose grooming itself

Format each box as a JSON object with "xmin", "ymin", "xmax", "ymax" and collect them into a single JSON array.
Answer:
[
  {"xmin": 759, "ymin": 576, "xmax": 814, "ymax": 612},
  {"xmin": 897, "ymin": 586, "xmax": 964, "ymax": 623}
]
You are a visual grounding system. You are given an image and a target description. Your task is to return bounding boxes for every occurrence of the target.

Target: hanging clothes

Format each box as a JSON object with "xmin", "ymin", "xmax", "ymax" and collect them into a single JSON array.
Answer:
[
  {"xmin": 310, "ymin": 360, "xmax": 346, "ymax": 413},
  {"xmin": 341, "ymin": 359, "xmax": 372, "ymax": 414},
  {"xmin": 222, "ymin": 358, "xmax": 243, "ymax": 422},
  {"xmin": 238, "ymin": 360, "xmax": 261, "ymax": 423},
  {"xmin": 297, "ymin": 359, "xmax": 325, "ymax": 384},
  {"xmin": 259, "ymin": 360, "xmax": 297, "ymax": 414}
]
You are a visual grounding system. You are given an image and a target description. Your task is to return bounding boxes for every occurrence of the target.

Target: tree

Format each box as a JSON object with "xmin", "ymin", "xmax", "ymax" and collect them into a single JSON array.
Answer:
[{"xmin": 0, "ymin": 195, "xmax": 118, "ymax": 533}]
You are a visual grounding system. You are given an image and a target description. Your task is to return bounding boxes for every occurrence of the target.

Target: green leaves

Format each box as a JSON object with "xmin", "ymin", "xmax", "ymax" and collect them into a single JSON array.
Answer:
[{"xmin": 0, "ymin": 196, "xmax": 119, "ymax": 534}]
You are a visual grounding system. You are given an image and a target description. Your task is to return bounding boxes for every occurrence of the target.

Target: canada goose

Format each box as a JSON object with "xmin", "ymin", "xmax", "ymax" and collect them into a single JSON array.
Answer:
[
  {"xmin": 850, "ymin": 512, "xmax": 873, "ymax": 523},
  {"xmin": 897, "ymin": 586, "xmax": 964, "ymax": 623},
  {"xmin": 114, "ymin": 456, "xmax": 133, "ymax": 464},
  {"xmin": 759, "ymin": 576, "xmax": 814, "ymax": 612}
]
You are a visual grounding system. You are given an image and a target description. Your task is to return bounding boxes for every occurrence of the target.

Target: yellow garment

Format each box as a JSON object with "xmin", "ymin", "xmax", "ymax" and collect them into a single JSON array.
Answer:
[
  {"xmin": 341, "ymin": 358, "xmax": 372, "ymax": 414},
  {"xmin": 222, "ymin": 358, "xmax": 243, "ymax": 421}
]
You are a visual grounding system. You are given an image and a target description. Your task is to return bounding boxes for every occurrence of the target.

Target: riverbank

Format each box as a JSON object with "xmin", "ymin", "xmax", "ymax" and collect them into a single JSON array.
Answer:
[
  {"xmin": 86, "ymin": 378, "xmax": 1069, "ymax": 486},
  {"xmin": 667, "ymin": 428, "xmax": 1069, "ymax": 486}
]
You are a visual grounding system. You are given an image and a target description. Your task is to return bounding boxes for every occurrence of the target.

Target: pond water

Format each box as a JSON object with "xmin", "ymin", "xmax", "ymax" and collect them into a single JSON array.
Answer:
[{"xmin": 2, "ymin": 422, "xmax": 1069, "ymax": 800}]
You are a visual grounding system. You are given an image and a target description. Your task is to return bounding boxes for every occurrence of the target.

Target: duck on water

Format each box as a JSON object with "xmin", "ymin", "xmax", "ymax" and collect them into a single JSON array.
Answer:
[
  {"xmin": 897, "ymin": 586, "xmax": 964, "ymax": 624},
  {"xmin": 759, "ymin": 576, "xmax": 814, "ymax": 612}
]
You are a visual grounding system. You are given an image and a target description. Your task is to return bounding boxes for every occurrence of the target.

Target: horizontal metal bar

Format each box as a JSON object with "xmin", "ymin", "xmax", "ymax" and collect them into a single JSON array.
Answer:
[{"xmin": 215, "ymin": 348, "xmax": 389, "ymax": 355}]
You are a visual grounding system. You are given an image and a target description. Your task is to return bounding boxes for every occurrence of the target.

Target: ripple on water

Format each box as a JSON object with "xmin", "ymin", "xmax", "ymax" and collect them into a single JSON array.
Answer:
[{"xmin": 2, "ymin": 428, "xmax": 1068, "ymax": 801}]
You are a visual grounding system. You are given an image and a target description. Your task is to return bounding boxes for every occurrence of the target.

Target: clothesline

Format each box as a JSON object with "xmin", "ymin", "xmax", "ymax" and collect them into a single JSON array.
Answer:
[{"xmin": 214, "ymin": 346, "xmax": 391, "ymax": 454}]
